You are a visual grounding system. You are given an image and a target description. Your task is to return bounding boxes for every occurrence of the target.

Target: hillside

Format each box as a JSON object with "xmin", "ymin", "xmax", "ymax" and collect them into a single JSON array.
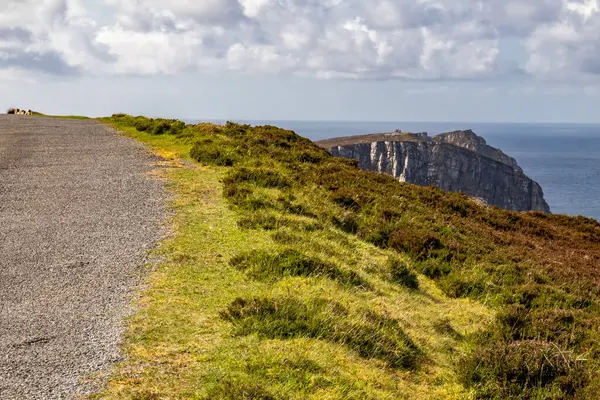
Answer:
[{"xmin": 97, "ymin": 115, "xmax": 600, "ymax": 399}]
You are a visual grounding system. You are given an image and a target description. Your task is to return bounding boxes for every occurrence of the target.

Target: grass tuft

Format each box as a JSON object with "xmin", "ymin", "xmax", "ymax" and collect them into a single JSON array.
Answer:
[
  {"xmin": 221, "ymin": 297, "xmax": 421, "ymax": 369},
  {"xmin": 388, "ymin": 257, "xmax": 419, "ymax": 289},
  {"xmin": 230, "ymin": 249, "xmax": 368, "ymax": 287},
  {"xmin": 204, "ymin": 380, "xmax": 279, "ymax": 400}
]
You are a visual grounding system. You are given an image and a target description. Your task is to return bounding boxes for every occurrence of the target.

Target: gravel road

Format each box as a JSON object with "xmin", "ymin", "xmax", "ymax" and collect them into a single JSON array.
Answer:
[{"xmin": 0, "ymin": 115, "xmax": 166, "ymax": 399}]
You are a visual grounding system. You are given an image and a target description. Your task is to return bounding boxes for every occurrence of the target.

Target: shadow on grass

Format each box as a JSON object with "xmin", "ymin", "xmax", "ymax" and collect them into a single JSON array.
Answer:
[
  {"xmin": 230, "ymin": 249, "xmax": 369, "ymax": 288},
  {"xmin": 221, "ymin": 297, "xmax": 422, "ymax": 370}
]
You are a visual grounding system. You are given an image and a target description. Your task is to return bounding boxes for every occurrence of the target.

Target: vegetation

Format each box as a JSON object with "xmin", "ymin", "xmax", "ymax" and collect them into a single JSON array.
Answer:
[
  {"xmin": 230, "ymin": 249, "xmax": 367, "ymax": 287},
  {"xmin": 96, "ymin": 114, "xmax": 600, "ymax": 399},
  {"xmin": 388, "ymin": 258, "xmax": 420, "ymax": 290},
  {"xmin": 221, "ymin": 296, "xmax": 421, "ymax": 369}
]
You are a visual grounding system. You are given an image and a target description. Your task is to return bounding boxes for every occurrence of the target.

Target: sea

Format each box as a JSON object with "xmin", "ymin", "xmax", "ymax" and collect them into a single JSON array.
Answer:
[{"xmin": 191, "ymin": 120, "xmax": 600, "ymax": 222}]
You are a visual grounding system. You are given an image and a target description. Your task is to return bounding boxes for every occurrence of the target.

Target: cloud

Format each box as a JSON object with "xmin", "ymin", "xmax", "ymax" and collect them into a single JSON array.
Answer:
[
  {"xmin": 0, "ymin": 50, "xmax": 80, "ymax": 75},
  {"xmin": 486, "ymin": 0, "xmax": 565, "ymax": 36},
  {"xmin": 0, "ymin": 0, "xmax": 112, "ymax": 77},
  {"xmin": 0, "ymin": 0, "xmax": 599, "ymax": 82},
  {"xmin": 525, "ymin": 0, "xmax": 600, "ymax": 81},
  {"xmin": 0, "ymin": 27, "xmax": 33, "ymax": 43}
]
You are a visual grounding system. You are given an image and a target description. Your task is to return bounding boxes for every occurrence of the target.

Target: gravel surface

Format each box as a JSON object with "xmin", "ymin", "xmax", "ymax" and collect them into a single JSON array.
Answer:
[{"xmin": 0, "ymin": 116, "xmax": 167, "ymax": 399}]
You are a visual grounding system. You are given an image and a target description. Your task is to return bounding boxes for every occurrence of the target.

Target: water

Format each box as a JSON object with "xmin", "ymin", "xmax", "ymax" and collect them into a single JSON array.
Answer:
[{"xmin": 193, "ymin": 119, "xmax": 600, "ymax": 221}]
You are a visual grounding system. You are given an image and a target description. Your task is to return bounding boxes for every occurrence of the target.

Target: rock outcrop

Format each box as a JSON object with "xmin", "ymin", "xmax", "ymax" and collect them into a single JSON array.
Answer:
[{"xmin": 316, "ymin": 130, "xmax": 551, "ymax": 213}]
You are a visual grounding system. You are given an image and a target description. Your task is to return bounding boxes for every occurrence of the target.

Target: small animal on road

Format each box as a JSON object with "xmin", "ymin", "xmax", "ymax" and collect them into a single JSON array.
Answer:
[{"xmin": 7, "ymin": 108, "xmax": 32, "ymax": 115}]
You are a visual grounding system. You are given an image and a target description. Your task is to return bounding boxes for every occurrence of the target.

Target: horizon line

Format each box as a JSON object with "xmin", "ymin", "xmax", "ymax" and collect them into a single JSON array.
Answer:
[{"xmin": 181, "ymin": 117, "xmax": 600, "ymax": 125}]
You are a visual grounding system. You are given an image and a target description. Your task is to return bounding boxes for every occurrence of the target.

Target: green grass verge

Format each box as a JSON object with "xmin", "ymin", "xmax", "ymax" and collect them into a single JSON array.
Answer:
[{"xmin": 91, "ymin": 117, "xmax": 494, "ymax": 399}]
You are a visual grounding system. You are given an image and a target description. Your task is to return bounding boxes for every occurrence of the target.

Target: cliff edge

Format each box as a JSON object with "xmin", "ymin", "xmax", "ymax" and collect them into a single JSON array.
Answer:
[{"xmin": 316, "ymin": 130, "xmax": 550, "ymax": 213}]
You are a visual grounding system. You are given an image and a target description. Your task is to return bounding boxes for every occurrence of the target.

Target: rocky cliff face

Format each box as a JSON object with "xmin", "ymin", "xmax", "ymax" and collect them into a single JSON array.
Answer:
[{"xmin": 317, "ymin": 130, "xmax": 551, "ymax": 213}]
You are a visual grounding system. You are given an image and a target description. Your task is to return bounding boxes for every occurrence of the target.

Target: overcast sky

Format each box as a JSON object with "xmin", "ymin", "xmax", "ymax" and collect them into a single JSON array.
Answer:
[{"xmin": 1, "ymin": 0, "xmax": 600, "ymax": 122}]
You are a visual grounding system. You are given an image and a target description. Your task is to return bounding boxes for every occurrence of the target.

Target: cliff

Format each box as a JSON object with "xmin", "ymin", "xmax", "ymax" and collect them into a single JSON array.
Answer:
[{"xmin": 317, "ymin": 130, "xmax": 550, "ymax": 213}]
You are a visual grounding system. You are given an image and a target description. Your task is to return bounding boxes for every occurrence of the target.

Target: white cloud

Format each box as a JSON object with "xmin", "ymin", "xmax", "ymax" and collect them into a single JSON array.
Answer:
[
  {"xmin": 525, "ymin": 0, "xmax": 600, "ymax": 81},
  {"xmin": 0, "ymin": 0, "xmax": 599, "ymax": 82},
  {"xmin": 95, "ymin": 27, "xmax": 203, "ymax": 74},
  {"xmin": 566, "ymin": 0, "xmax": 599, "ymax": 18}
]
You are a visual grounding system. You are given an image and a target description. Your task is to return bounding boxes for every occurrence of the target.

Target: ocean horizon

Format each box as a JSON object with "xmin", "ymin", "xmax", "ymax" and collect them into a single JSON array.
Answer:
[{"xmin": 187, "ymin": 119, "xmax": 600, "ymax": 222}]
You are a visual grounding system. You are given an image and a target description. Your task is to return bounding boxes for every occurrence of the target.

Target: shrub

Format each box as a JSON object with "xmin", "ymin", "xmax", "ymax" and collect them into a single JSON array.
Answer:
[
  {"xmin": 362, "ymin": 228, "xmax": 391, "ymax": 248},
  {"xmin": 133, "ymin": 117, "xmax": 152, "ymax": 132},
  {"xmin": 225, "ymin": 186, "xmax": 273, "ymax": 211},
  {"xmin": 190, "ymin": 138, "xmax": 240, "ymax": 166},
  {"xmin": 224, "ymin": 184, "xmax": 253, "ymax": 204},
  {"xmin": 283, "ymin": 201, "xmax": 315, "ymax": 217},
  {"xmin": 296, "ymin": 150, "xmax": 324, "ymax": 164},
  {"xmin": 389, "ymin": 228, "xmax": 444, "ymax": 260},
  {"xmin": 416, "ymin": 258, "xmax": 452, "ymax": 279},
  {"xmin": 225, "ymin": 167, "xmax": 290, "ymax": 188},
  {"xmin": 223, "ymin": 121, "xmax": 251, "ymax": 136},
  {"xmin": 497, "ymin": 306, "xmax": 589, "ymax": 347},
  {"xmin": 440, "ymin": 273, "xmax": 486, "ymax": 299},
  {"xmin": 459, "ymin": 340, "xmax": 591, "ymax": 399},
  {"xmin": 333, "ymin": 195, "xmax": 360, "ymax": 210},
  {"xmin": 111, "ymin": 115, "xmax": 188, "ymax": 136},
  {"xmin": 151, "ymin": 120, "xmax": 172, "ymax": 135}
]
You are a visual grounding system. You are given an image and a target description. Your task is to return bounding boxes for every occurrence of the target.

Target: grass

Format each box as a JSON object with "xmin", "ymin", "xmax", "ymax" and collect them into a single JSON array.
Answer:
[
  {"xmin": 48, "ymin": 114, "xmax": 91, "ymax": 119},
  {"xmin": 388, "ymin": 258, "xmax": 419, "ymax": 290},
  {"xmin": 92, "ymin": 115, "xmax": 600, "ymax": 399},
  {"xmin": 17, "ymin": 111, "xmax": 91, "ymax": 119},
  {"xmin": 221, "ymin": 296, "xmax": 422, "ymax": 369},
  {"xmin": 230, "ymin": 249, "xmax": 367, "ymax": 287}
]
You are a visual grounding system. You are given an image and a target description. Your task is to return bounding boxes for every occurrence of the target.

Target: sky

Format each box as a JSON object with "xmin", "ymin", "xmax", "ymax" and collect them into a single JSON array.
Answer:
[{"xmin": 1, "ymin": 0, "xmax": 600, "ymax": 122}]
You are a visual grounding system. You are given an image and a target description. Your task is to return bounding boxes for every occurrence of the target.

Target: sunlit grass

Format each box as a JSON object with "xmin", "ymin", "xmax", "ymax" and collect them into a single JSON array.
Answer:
[
  {"xmin": 90, "ymin": 115, "xmax": 600, "ymax": 399},
  {"xmin": 92, "ymin": 119, "xmax": 494, "ymax": 399}
]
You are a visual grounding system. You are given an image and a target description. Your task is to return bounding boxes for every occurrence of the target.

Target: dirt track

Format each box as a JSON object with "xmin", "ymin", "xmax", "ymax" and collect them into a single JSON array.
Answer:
[{"xmin": 0, "ymin": 116, "xmax": 166, "ymax": 399}]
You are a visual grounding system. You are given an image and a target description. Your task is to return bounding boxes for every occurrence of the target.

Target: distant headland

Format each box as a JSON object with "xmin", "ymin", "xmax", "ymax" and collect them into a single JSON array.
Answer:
[{"xmin": 317, "ymin": 129, "xmax": 550, "ymax": 213}]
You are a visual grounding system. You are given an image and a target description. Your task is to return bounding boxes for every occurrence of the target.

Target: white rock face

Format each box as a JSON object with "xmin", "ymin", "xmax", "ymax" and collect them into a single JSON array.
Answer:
[{"xmin": 323, "ymin": 130, "xmax": 551, "ymax": 213}]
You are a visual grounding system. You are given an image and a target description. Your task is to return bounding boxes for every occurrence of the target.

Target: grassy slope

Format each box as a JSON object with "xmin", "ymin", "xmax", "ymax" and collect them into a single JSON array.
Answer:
[
  {"xmin": 94, "ymin": 115, "xmax": 600, "ymax": 399},
  {"xmin": 92, "ymin": 119, "xmax": 492, "ymax": 399}
]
